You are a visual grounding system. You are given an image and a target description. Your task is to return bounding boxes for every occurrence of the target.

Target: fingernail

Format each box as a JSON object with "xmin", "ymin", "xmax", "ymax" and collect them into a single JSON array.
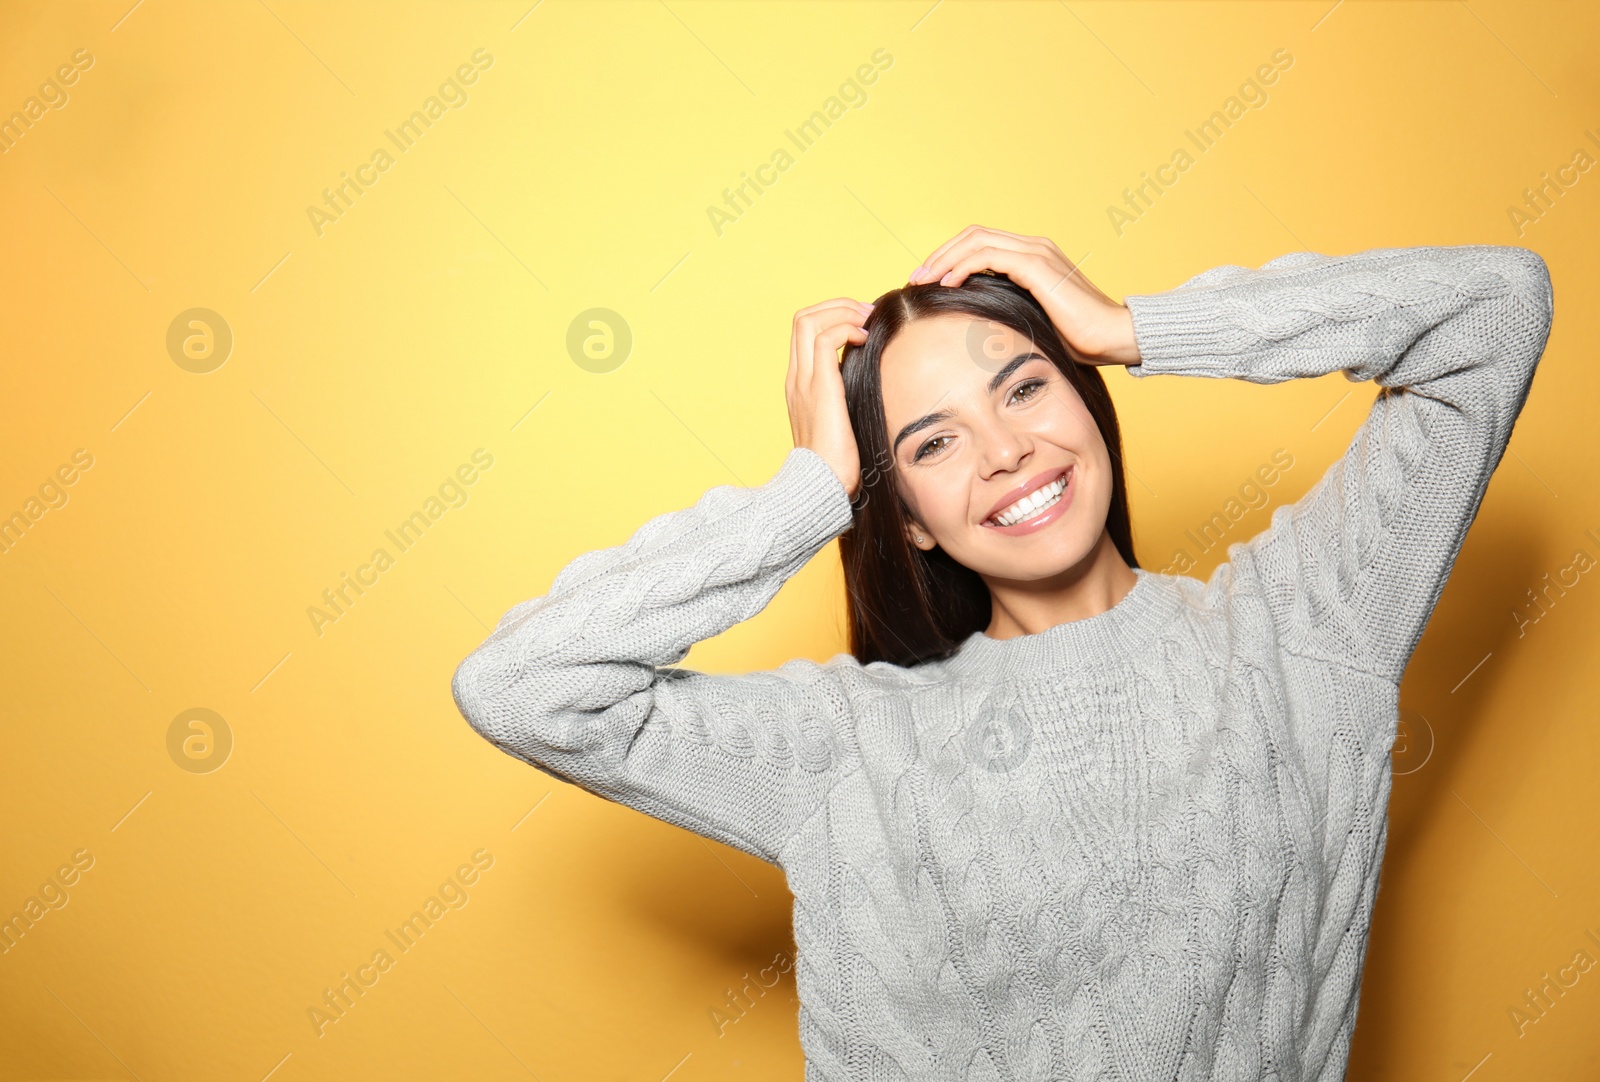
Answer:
[
  {"xmin": 910, "ymin": 265, "xmax": 925, "ymax": 282},
  {"xmin": 940, "ymin": 272, "xmax": 955, "ymax": 286}
]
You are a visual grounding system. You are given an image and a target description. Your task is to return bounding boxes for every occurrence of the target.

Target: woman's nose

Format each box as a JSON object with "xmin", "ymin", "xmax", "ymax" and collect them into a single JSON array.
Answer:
[{"xmin": 976, "ymin": 424, "xmax": 1028, "ymax": 475}]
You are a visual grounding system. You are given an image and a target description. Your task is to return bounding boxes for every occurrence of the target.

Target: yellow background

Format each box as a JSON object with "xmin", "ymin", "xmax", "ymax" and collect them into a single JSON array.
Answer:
[{"xmin": 2, "ymin": 1, "xmax": 1597, "ymax": 1078}]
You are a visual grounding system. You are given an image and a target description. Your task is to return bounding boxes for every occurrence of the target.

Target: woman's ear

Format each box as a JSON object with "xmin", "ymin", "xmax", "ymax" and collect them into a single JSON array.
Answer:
[{"xmin": 904, "ymin": 517, "xmax": 933, "ymax": 551}]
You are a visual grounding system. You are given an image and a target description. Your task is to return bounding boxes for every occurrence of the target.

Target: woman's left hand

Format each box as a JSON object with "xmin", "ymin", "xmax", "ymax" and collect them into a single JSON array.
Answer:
[{"xmin": 909, "ymin": 226, "xmax": 1141, "ymax": 366}]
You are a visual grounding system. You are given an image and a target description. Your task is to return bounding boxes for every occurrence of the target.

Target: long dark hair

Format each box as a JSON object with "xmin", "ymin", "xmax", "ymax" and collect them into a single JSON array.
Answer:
[{"xmin": 837, "ymin": 272, "xmax": 1139, "ymax": 668}]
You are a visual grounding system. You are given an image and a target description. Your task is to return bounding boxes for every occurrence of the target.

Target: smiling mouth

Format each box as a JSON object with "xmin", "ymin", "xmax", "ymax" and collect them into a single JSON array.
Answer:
[{"xmin": 984, "ymin": 467, "xmax": 1071, "ymax": 528}]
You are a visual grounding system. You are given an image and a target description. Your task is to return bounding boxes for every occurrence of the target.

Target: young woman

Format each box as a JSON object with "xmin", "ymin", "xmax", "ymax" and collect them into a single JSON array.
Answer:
[{"xmin": 452, "ymin": 227, "xmax": 1554, "ymax": 1079}]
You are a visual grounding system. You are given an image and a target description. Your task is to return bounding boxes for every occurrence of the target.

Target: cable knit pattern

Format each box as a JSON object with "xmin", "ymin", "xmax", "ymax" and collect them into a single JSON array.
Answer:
[{"xmin": 451, "ymin": 245, "xmax": 1554, "ymax": 1081}]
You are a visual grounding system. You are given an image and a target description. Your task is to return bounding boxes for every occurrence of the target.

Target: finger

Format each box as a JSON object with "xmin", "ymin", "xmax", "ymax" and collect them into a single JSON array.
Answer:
[
  {"xmin": 786, "ymin": 335, "xmax": 798, "ymax": 411},
  {"xmin": 793, "ymin": 297, "xmax": 872, "ymax": 322},
  {"xmin": 810, "ymin": 322, "xmax": 869, "ymax": 377},
  {"xmin": 911, "ymin": 224, "xmax": 986, "ymax": 282},
  {"xmin": 814, "ymin": 320, "xmax": 870, "ymax": 356},
  {"xmin": 917, "ymin": 231, "xmax": 1049, "ymax": 285},
  {"xmin": 794, "ymin": 301, "xmax": 874, "ymax": 334},
  {"xmin": 912, "ymin": 225, "xmax": 1037, "ymax": 283},
  {"xmin": 794, "ymin": 300, "xmax": 871, "ymax": 385},
  {"xmin": 914, "ymin": 224, "xmax": 1027, "ymax": 280},
  {"xmin": 793, "ymin": 301, "xmax": 854, "ymax": 382},
  {"xmin": 935, "ymin": 244, "xmax": 1035, "ymax": 289},
  {"xmin": 793, "ymin": 300, "xmax": 873, "ymax": 360}
]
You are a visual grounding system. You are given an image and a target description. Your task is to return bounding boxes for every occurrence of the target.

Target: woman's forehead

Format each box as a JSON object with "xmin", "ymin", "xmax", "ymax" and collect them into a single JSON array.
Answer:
[{"xmin": 881, "ymin": 316, "xmax": 1037, "ymax": 396}]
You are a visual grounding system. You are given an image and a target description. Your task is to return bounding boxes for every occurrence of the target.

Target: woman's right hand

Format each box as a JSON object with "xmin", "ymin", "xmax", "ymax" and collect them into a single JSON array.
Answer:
[
  {"xmin": 909, "ymin": 226, "xmax": 1139, "ymax": 366},
  {"xmin": 786, "ymin": 297, "xmax": 871, "ymax": 500}
]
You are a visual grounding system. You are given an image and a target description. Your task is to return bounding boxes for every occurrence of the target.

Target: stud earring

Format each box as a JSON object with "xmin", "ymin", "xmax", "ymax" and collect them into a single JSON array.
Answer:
[{"xmin": 915, "ymin": 534, "xmax": 924, "ymax": 544}]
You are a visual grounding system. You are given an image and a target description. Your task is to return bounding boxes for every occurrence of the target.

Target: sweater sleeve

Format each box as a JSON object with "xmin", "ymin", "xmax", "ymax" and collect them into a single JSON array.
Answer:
[
  {"xmin": 450, "ymin": 445, "xmax": 864, "ymax": 866},
  {"xmin": 1124, "ymin": 245, "xmax": 1555, "ymax": 683}
]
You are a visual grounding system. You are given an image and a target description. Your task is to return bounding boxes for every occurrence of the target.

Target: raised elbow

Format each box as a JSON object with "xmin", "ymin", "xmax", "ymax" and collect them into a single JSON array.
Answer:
[
  {"xmin": 451, "ymin": 640, "xmax": 528, "ymax": 749},
  {"xmin": 1480, "ymin": 246, "xmax": 1554, "ymax": 379},
  {"xmin": 450, "ymin": 649, "xmax": 495, "ymax": 741},
  {"xmin": 449, "ymin": 642, "xmax": 618, "ymax": 777},
  {"xmin": 1503, "ymin": 246, "xmax": 1555, "ymax": 336}
]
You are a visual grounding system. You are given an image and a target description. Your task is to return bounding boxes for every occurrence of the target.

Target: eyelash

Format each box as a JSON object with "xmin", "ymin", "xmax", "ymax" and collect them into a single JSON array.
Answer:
[{"xmin": 912, "ymin": 378, "xmax": 1047, "ymax": 462}]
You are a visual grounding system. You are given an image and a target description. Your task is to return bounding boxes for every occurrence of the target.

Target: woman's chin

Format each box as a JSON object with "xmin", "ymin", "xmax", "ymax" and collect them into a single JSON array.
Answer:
[{"xmin": 964, "ymin": 527, "xmax": 1095, "ymax": 582}]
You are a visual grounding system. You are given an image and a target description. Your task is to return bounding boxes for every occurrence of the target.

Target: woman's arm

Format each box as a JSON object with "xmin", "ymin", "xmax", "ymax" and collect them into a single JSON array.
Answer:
[
  {"xmin": 1123, "ymin": 245, "xmax": 1555, "ymax": 682},
  {"xmin": 450, "ymin": 445, "xmax": 866, "ymax": 866}
]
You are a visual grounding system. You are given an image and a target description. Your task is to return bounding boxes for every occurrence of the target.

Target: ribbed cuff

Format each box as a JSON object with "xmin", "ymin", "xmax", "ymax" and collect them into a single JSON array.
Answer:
[
  {"xmin": 1123, "ymin": 290, "xmax": 1255, "ymax": 380},
  {"xmin": 758, "ymin": 446, "xmax": 856, "ymax": 555}
]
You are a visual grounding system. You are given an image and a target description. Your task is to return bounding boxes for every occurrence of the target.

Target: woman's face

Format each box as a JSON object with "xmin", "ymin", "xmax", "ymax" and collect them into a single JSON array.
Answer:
[{"xmin": 879, "ymin": 313, "xmax": 1114, "ymax": 582}]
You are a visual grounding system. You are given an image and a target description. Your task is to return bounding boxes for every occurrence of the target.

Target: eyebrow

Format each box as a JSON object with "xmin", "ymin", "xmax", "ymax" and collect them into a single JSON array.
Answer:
[{"xmin": 891, "ymin": 352, "xmax": 1047, "ymax": 457}]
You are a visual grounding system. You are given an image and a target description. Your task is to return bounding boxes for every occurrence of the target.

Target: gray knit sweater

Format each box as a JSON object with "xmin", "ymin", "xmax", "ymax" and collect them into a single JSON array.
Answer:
[{"xmin": 451, "ymin": 245, "xmax": 1554, "ymax": 1081}]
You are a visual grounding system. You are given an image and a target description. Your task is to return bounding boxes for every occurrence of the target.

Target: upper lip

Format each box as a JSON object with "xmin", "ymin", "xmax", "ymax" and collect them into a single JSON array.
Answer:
[{"xmin": 983, "ymin": 464, "xmax": 1072, "ymax": 523}]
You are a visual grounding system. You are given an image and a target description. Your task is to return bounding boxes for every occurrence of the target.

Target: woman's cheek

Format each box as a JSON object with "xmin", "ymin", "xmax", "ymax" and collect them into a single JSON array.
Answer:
[{"xmin": 933, "ymin": 485, "xmax": 970, "ymax": 530}]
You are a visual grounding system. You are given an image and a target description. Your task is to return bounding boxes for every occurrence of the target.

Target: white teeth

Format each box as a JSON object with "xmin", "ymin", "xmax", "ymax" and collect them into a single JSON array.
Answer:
[{"xmin": 991, "ymin": 472, "xmax": 1069, "ymax": 527}]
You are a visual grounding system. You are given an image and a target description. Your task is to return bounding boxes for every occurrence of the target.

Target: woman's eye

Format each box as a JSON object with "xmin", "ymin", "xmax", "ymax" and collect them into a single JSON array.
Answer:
[
  {"xmin": 911, "ymin": 379, "xmax": 1045, "ymax": 463},
  {"xmin": 1011, "ymin": 378, "xmax": 1046, "ymax": 403}
]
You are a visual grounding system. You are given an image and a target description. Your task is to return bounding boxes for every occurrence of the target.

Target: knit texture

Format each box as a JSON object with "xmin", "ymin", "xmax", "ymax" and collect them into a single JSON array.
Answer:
[{"xmin": 451, "ymin": 245, "xmax": 1554, "ymax": 1081}]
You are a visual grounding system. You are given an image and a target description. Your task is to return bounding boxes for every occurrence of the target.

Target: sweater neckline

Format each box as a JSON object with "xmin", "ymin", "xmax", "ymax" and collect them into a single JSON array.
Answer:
[{"xmin": 942, "ymin": 568, "xmax": 1172, "ymax": 675}]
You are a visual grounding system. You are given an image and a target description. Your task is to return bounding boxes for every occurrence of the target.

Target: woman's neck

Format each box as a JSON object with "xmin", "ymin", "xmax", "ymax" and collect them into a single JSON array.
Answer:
[{"xmin": 980, "ymin": 529, "xmax": 1138, "ymax": 640}]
